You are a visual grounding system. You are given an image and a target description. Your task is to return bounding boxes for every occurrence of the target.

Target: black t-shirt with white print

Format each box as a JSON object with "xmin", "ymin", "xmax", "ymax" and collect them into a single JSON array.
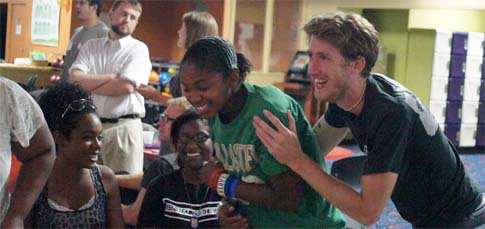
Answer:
[
  {"xmin": 325, "ymin": 73, "xmax": 482, "ymax": 227},
  {"xmin": 137, "ymin": 169, "xmax": 221, "ymax": 228}
]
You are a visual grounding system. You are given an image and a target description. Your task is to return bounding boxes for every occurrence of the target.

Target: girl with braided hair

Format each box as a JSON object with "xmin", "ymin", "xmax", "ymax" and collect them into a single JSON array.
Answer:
[
  {"xmin": 26, "ymin": 82, "xmax": 124, "ymax": 228},
  {"xmin": 179, "ymin": 36, "xmax": 345, "ymax": 228}
]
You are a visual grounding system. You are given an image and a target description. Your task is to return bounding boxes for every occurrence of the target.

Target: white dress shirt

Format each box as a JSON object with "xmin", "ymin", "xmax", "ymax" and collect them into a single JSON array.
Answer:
[{"xmin": 70, "ymin": 35, "xmax": 152, "ymax": 118}]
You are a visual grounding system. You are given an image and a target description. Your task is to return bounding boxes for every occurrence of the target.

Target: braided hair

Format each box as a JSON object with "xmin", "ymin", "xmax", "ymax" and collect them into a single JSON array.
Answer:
[{"xmin": 180, "ymin": 36, "xmax": 251, "ymax": 86}]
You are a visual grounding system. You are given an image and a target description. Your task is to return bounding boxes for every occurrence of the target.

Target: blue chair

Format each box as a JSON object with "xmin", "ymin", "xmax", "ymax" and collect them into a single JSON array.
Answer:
[
  {"xmin": 331, "ymin": 155, "xmax": 369, "ymax": 228},
  {"xmin": 330, "ymin": 155, "xmax": 367, "ymax": 190}
]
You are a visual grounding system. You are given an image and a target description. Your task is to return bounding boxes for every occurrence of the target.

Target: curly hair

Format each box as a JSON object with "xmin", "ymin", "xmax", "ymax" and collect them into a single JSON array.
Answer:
[
  {"xmin": 303, "ymin": 12, "xmax": 379, "ymax": 77},
  {"xmin": 38, "ymin": 82, "xmax": 97, "ymax": 138}
]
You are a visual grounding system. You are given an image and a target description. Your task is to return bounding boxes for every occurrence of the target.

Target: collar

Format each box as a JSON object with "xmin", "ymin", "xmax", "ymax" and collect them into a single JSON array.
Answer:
[{"xmin": 103, "ymin": 34, "xmax": 133, "ymax": 48}]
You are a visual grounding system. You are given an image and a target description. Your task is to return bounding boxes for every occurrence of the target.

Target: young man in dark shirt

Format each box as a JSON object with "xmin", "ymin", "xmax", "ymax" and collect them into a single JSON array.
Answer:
[{"xmin": 252, "ymin": 12, "xmax": 484, "ymax": 228}]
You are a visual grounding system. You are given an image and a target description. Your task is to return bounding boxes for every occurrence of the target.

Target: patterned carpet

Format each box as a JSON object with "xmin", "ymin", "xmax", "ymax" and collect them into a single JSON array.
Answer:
[{"xmin": 327, "ymin": 144, "xmax": 485, "ymax": 229}]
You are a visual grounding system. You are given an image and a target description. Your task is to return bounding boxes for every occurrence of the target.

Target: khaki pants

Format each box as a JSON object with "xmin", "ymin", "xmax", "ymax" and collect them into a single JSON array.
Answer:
[{"xmin": 100, "ymin": 118, "xmax": 144, "ymax": 174}]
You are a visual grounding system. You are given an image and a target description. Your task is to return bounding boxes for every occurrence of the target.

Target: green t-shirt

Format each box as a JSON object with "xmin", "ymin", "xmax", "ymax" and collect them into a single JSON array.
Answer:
[{"xmin": 210, "ymin": 82, "xmax": 345, "ymax": 228}]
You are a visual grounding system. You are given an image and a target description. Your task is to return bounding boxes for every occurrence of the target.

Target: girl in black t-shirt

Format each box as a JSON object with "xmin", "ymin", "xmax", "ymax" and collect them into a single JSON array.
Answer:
[{"xmin": 138, "ymin": 110, "xmax": 221, "ymax": 228}]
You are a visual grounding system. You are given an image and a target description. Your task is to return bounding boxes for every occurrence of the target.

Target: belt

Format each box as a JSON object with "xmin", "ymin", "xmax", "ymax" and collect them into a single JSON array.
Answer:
[{"xmin": 100, "ymin": 114, "xmax": 139, "ymax": 123}]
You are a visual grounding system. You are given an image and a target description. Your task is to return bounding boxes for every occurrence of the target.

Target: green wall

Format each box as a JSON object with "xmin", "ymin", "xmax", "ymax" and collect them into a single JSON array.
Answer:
[
  {"xmin": 364, "ymin": 9, "xmax": 485, "ymax": 105},
  {"xmin": 409, "ymin": 9, "xmax": 485, "ymax": 33},
  {"xmin": 404, "ymin": 29, "xmax": 435, "ymax": 105},
  {"xmin": 363, "ymin": 9, "xmax": 409, "ymax": 84},
  {"xmin": 302, "ymin": 7, "xmax": 485, "ymax": 106}
]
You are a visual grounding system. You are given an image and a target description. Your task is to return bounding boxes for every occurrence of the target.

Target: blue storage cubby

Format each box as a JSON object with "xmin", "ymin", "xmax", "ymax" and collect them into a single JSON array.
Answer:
[
  {"xmin": 480, "ymin": 79, "xmax": 485, "ymax": 102},
  {"xmin": 476, "ymin": 124, "xmax": 485, "ymax": 147},
  {"xmin": 445, "ymin": 101, "xmax": 463, "ymax": 124},
  {"xmin": 444, "ymin": 124, "xmax": 460, "ymax": 146},
  {"xmin": 478, "ymin": 101, "xmax": 485, "ymax": 125},
  {"xmin": 447, "ymin": 77, "xmax": 465, "ymax": 101},
  {"xmin": 451, "ymin": 32, "xmax": 468, "ymax": 55},
  {"xmin": 449, "ymin": 54, "xmax": 466, "ymax": 78}
]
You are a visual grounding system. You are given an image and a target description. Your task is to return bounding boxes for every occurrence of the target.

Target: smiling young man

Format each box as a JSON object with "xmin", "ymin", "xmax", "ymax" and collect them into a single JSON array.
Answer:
[
  {"xmin": 70, "ymin": 0, "xmax": 151, "ymax": 174},
  {"xmin": 253, "ymin": 12, "xmax": 484, "ymax": 228}
]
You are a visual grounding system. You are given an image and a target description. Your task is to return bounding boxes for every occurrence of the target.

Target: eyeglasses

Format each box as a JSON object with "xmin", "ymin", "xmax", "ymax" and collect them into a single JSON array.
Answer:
[
  {"xmin": 159, "ymin": 113, "xmax": 177, "ymax": 123},
  {"xmin": 177, "ymin": 134, "xmax": 210, "ymax": 147},
  {"xmin": 61, "ymin": 99, "xmax": 96, "ymax": 119}
]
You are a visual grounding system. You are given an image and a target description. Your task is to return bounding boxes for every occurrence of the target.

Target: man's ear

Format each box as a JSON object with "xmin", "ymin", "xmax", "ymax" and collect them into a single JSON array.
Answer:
[
  {"xmin": 91, "ymin": 3, "xmax": 98, "ymax": 14},
  {"xmin": 352, "ymin": 56, "xmax": 366, "ymax": 74}
]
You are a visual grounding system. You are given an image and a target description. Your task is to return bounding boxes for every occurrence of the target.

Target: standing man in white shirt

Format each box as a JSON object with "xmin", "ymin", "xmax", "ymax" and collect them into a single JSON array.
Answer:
[{"xmin": 70, "ymin": 0, "xmax": 151, "ymax": 174}]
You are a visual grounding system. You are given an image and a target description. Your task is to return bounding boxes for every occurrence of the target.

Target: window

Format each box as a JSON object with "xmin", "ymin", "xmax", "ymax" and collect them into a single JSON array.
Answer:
[
  {"xmin": 234, "ymin": 0, "xmax": 266, "ymax": 70},
  {"xmin": 270, "ymin": 0, "xmax": 302, "ymax": 72},
  {"xmin": 231, "ymin": 0, "xmax": 303, "ymax": 73}
]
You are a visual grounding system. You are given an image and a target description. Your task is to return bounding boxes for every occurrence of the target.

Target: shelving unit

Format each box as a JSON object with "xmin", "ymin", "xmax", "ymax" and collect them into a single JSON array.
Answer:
[
  {"xmin": 142, "ymin": 60, "xmax": 179, "ymax": 126},
  {"xmin": 429, "ymin": 30, "xmax": 485, "ymax": 147},
  {"xmin": 151, "ymin": 61, "xmax": 180, "ymax": 74}
]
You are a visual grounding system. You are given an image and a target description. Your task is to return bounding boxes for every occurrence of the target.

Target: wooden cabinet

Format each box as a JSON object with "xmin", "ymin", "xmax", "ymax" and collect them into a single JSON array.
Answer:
[
  {"xmin": 0, "ymin": 63, "xmax": 60, "ymax": 88},
  {"xmin": 2, "ymin": 0, "xmax": 72, "ymax": 63}
]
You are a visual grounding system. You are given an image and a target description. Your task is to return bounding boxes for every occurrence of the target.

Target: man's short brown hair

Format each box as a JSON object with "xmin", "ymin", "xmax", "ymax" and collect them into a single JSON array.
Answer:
[
  {"xmin": 304, "ymin": 12, "xmax": 379, "ymax": 77},
  {"xmin": 111, "ymin": 0, "xmax": 142, "ymax": 13}
]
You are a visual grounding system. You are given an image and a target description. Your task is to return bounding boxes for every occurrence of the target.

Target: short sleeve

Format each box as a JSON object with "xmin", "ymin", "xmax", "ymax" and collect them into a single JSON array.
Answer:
[
  {"xmin": 140, "ymin": 157, "xmax": 173, "ymax": 188},
  {"xmin": 5, "ymin": 80, "xmax": 45, "ymax": 147},
  {"xmin": 118, "ymin": 43, "xmax": 151, "ymax": 87},
  {"xmin": 255, "ymin": 106, "xmax": 293, "ymax": 176},
  {"xmin": 69, "ymin": 39, "xmax": 93, "ymax": 74},
  {"xmin": 257, "ymin": 99, "xmax": 316, "ymax": 176},
  {"xmin": 363, "ymin": 107, "xmax": 414, "ymax": 175},
  {"xmin": 137, "ymin": 175, "xmax": 165, "ymax": 227}
]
